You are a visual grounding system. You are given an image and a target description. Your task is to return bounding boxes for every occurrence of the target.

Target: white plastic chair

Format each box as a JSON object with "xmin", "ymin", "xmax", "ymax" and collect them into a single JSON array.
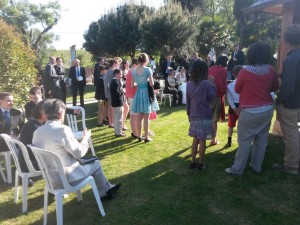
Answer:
[
  {"xmin": 0, "ymin": 159, "xmax": 7, "ymax": 182},
  {"xmin": 0, "ymin": 151, "xmax": 12, "ymax": 183},
  {"xmin": 1, "ymin": 134, "xmax": 41, "ymax": 213},
  {"xmin": 159, "ymin": 80, "xmax": 172, "ymax": 106},
  {"xmin": 65, "ymin": 106, "xmax": 95, "ymax": 156},
  {"xmin": 28, "ymin": 145, "xmax": 105, "ymax": 225}
]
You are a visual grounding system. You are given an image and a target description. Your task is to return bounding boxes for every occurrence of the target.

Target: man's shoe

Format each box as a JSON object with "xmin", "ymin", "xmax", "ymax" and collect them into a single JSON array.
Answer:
[
  {"xmin": 107, "ymin": 183, "xmax": 121, "ymax": 197},
  {"xmin": 115, "ymin": 133, "xmax": 126, "ymax": 137},
  {"xmin": 225, "ymin": 168, "xmax": 242, "ymax": 175},
  {"xmin": 272, "ymin": 163, "xmax": 299, "ymax": 175}
]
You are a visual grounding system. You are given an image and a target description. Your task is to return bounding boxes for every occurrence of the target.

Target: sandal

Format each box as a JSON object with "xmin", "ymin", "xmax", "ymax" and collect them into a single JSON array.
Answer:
[{"xmin": 210, "ymin": 140, "xmax": 220, "ymax": 146}]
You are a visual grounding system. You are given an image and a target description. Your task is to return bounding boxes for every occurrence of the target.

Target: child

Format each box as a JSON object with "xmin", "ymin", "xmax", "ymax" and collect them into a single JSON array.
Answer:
[
  {"xmin": 95, "ymin": 65, "xmax": 108, "ymax": 127},
  {"xmin": 24, "ymin": 86, "xmax": 43, "ymax": 119},
  {"xmin": 186, "ymin": 60, "xmax": 216, "ymax": 170},
  {"xmin": 225, "ymin": 65, "xmax": 243, "ymax": 147},
  {"xmin": 110, "ymin": 69, "xmax": 125, "ymax": 137}
]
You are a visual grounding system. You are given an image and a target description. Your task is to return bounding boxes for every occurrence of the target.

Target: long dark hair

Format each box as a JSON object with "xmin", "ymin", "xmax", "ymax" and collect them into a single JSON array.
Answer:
[{"xmin": 190, "ymin": 60, "xmax": 208, "ymax": 83}]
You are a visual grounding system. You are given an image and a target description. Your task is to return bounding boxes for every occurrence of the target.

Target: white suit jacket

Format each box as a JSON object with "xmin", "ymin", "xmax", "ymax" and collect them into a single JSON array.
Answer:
[{"xmin": 32, "ymin": 120, "xmax": 90, "ymax": 183}]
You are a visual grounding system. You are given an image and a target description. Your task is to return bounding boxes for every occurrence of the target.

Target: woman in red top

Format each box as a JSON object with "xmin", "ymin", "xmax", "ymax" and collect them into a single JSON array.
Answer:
[{"xmin": 225, "ymin": 42, "xmax": 279, "ymax": 175}]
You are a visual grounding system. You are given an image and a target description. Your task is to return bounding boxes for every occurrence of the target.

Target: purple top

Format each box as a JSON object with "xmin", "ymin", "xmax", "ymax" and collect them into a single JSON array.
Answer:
[{"xmin": 186, "ymin": 80, "xmax": 216, "ymax": 120}]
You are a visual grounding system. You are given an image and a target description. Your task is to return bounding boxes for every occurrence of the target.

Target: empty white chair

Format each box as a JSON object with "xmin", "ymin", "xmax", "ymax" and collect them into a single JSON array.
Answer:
[
  {"xmin": 0, "ymin": 159, "xmax": 7, "ymax": 182},
  {"xmin": 0, "ymin": 151, "xmax": 12, "ymax": 183},
  {"xmin": 65, "ymin": 106, "xmax": 95, "ymax": 156},
  {"xmin": 159, "ymin": 80, "xmax": 172, "ymax": 106},
  {"xmin": 1, "ymin": 134, "xmax": 41, "ymax": 213},
  {"xmin": 28, "ymin": 145, "xmax": 105, "ymax": 225}
]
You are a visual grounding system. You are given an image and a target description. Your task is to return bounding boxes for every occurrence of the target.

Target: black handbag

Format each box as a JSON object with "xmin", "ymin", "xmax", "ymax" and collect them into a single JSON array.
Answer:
[{"xmin": 147, "ymin": 82, "xmax": 155, "ymax": 103}]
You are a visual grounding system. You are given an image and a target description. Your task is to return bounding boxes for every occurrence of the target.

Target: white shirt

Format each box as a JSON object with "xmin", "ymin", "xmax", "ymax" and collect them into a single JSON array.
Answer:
[{"xmin": 227, "ymin": 80, "xmax": 240, "ymax": 109}]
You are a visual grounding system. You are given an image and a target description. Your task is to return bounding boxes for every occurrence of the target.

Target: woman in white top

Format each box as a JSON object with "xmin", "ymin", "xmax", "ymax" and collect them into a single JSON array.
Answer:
[{"xmin": 175, "ymin": 66, "xmax": 187, "ymax": 104}]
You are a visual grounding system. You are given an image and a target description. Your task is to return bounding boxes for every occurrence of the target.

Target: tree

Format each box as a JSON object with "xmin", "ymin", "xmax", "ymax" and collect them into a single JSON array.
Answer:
[
  {"xmin": 196, "ymin": 16, "xmax": 237, "ymax": 57},
  {"xmin": 0, "ymin": 19, "xmax": 37, "ymax": 107},
  {"xmin": 142, "ymin": 2, "xmax": 199, "ymax": 56},
  {"xmin": 84, "ymin": 3, "xmax": 153, "ymax": 59},
  {"xmin": 0, "ymin": 0, "xmax": 62, "ymax": 69},
  {"xmin": 233, "ymin": 0, "xmax": 280, "ymax": 49},
  {"xmin": 165, "ymin": 0, "xmax": 204, "ymax": 12}
]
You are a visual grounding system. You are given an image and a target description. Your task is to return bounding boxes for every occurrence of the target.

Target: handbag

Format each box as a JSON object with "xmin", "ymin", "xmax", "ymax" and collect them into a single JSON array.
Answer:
[{"xmin": 147, "ymin": 82, "xmax": 155, "ymax": 103}]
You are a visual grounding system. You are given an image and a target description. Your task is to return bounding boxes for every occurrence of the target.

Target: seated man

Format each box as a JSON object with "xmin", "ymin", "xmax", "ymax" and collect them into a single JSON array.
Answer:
[
  {"xmin": 32, "ymin": 99, "xmax": 120, "ymax": 198},
  {"xmin": 164, "ymin": 70, "xmax": 182, "ymax": 106},
  {"xmin": 0, "ymin": 92, "xmax": 24, "ymax": 152},
  {"xmin": 20, "ymin": 100, "xmax": 47, "ymax": 171}
]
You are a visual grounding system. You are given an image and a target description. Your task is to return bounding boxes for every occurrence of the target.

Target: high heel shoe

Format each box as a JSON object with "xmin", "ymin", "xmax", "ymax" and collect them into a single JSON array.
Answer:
[
  {"xmin": 131, "ymin": 133, "xmax": 139, "ymax": 139},
  {"xmin": 144, "ymin": 138, "xmax": 152, "ymax": 143}
]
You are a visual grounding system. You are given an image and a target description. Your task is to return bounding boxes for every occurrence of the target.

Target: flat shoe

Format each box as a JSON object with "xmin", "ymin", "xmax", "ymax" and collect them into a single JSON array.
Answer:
[{"xmin": 188, "ymin": 162, "xmax": 198, "ymax": 169}]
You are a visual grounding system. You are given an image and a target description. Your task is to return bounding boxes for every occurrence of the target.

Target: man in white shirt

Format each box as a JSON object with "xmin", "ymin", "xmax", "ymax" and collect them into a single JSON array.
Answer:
[{"xmin": 226, "ymin": 65, "xmax": 242, "ymax": 147}]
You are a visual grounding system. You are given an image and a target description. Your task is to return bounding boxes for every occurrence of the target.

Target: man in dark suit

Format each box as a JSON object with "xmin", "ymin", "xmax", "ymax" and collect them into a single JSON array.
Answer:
[
  {"xmin": 69, "ymin": 59, "xmax": 86, "ymax": 108},
  {"xmin": 110, "ymin": 69, "xmax": 125, "ymax": 137},
  {"xmin": 161, "ymin": 54, "xmax": 176, "ymax": 79},
  {"xmin": 43, "ymin": 56, "xmax": 63, "ymax": 99},
  {"xmin": 93, "ymin": 57, "xmax": 105, "ymax": 85},
  {"xmin": 227, "ymin": 45, "xmax": 245, "ymax": 80},
  {"xmin": 54, "ymin": 57, "xmax": 67, "ymax": 103},
  {"xmin": 0, "ymin": 92, "xmax": 24, "ymax": 152}
]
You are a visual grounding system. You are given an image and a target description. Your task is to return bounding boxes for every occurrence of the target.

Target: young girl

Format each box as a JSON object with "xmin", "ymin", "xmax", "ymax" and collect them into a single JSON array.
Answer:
[{"xmin": 186, "ymin": 60, "xmax": 216, "ymax": 170}]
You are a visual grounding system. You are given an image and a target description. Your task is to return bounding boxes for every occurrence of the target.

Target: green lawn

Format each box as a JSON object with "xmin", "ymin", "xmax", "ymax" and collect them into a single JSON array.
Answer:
[
  {"xmin": 0, "ymin": 101, "xmax": 299, "ymax": 225},
  {"xmin": 66, "ymin": 84, "xmax": 96, "ymax": 103}
]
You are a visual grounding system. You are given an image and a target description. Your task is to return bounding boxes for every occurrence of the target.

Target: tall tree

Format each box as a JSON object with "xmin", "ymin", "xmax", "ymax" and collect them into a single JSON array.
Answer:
[
  {"xmin": 233, "ymin": 0, "xmax": 280, "ymax": 49},
  {"xmin": 0, "ymin": 0, "xmax": 62, "ymax": 69},
  {"xmin": 0, "ymin": 19, "xmax": 37, "ymax": 107},
  {"xmin": 142, "ymin": 2, "xmax": 199, "ymax": 55},
  {"xmin": 83, "ymin": 3, "xmax": 153, "ymax": 59},
  {"xmin": 197, "ymin": 16, "xmax": 236, "ymax": 57},
  {"xmin": 165, "ymin": 0, "xmax": 204, "ymax": 12},
  {"xmin": 0, "ymin": 0, "xmax": 61, "ymax": 50}
]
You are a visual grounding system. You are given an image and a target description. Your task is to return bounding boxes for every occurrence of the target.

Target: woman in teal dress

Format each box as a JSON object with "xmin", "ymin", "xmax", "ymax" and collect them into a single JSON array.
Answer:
[{"xmin": 131, "ymin": 53, "xmax": 154, "ymax": 142}]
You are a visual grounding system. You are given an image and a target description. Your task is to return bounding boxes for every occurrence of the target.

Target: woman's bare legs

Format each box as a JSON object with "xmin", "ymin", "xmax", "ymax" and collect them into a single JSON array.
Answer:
[
  {"xmin": 137, "ymin": 113, "xmax": 143, "ymax": 138},
  {"xmin": 122, "ymin": 101, "xmax": 129, "ymax": 129},
  {"xmin": 198, "ymin": 140, "xmax": 206, "ymax": 164},
  {"xmin": 143, "ymin": 113, "xmax": 150, "ymax": 140},
  {"xmin": 191, "ymin": 138, "xmax": 199, "ymax": 163}
]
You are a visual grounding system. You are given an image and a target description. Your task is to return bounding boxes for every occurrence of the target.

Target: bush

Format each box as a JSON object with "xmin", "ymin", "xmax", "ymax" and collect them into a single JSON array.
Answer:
[{"xmin": 0, "ymin": 19, "xmax": 37, "ymax": 107}]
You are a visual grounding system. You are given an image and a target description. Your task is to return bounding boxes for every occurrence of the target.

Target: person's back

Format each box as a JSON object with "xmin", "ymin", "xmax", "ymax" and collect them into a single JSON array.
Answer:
[
  {"xmin": 187, "ymin": 80, "xmax": 216, "ymax": 119},
  {"xmin": 132, "ymin": 67, "xmax": 151, "ymax": 86},
  {"xmin": 236, "ymin": 65, "xmax": 278, "ymax": 108}
]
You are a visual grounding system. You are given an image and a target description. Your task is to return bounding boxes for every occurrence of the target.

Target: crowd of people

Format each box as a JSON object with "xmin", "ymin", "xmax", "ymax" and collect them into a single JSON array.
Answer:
[{"xmin": 1, "ymin": 25, "xmax": 300, "ymax": 213}]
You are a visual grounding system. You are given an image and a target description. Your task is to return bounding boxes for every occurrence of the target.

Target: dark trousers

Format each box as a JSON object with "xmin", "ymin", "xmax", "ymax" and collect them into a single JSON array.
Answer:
[
  {"xmin": 165, "ymin": 89, "xmax": 182, "ymax": 106},
  {"xmin": 60, "ymin": 80, "xmax": 67, "ymax": 103},
  {"xmin": 72, "ymin": 85, "xmax": 85, "ymax": 107}
]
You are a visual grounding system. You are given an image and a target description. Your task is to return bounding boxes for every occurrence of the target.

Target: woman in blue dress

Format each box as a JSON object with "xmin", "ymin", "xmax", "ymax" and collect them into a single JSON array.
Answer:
[{"xmin": 131, "ymin": 53, "xmax": 154, "ymax": 142}]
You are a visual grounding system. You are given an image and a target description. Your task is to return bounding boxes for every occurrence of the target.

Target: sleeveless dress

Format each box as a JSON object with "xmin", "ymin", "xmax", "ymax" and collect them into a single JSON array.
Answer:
[{"xmin": 131, "ymin": 67, "xmax": 152, "ymax": 113}]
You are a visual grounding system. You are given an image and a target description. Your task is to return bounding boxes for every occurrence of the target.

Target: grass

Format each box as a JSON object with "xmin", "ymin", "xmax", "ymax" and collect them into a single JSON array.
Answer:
[
  {"xmin": 1, "ymin": 96, "xmax": 300, "ymax": 225},
  {"xmin": 65, "ymin": 84, "xmax": 96, "ymax": 102}
]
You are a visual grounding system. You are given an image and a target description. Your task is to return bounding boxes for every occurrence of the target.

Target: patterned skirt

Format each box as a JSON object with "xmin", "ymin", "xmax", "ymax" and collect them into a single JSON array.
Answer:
[{"xmin": 188, "ymin": 119, "xmax": 214, "ymax": 140}]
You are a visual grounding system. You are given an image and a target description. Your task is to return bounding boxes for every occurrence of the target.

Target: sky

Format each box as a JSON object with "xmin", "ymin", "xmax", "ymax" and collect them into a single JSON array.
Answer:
[{"xmin": 28, "ymin": 0, "xmax": 165, "ymax": 50}]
